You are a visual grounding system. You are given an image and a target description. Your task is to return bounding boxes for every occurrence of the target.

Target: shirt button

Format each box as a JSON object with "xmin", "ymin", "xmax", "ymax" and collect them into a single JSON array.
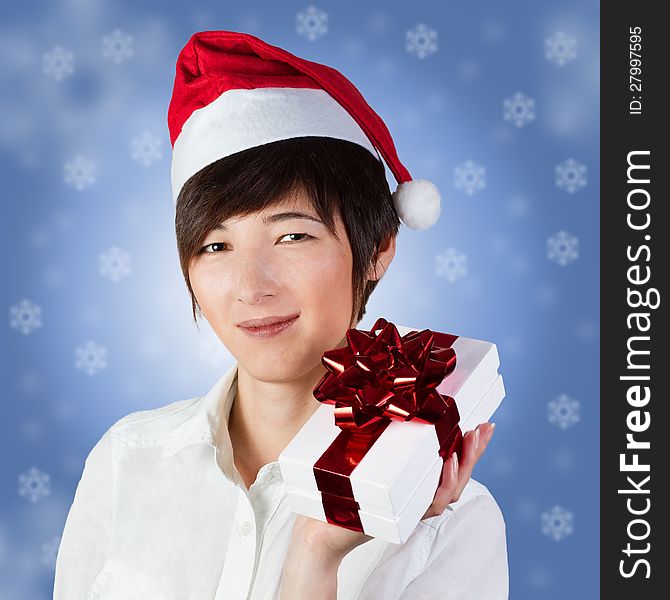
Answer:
[{"xmin": 239, "ymin": 520, "xmax": 252, "ymax": 536}]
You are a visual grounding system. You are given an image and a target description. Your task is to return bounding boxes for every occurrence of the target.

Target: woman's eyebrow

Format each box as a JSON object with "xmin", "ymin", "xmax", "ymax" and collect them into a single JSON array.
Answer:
[{"xmin": 213, "ymin": 211, "xmax": 324, "ymax": 231}]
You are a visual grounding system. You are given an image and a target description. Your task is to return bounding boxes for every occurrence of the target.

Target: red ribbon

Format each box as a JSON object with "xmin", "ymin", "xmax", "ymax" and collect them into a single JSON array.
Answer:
[{"xmin": 311, "ymin": 318, "xmax": 463, "ymax": 533}]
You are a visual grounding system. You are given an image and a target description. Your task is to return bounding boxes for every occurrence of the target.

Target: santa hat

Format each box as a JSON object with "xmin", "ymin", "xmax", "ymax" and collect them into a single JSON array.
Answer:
[{"xmin": 167, "ymin": 30, "xmax": 441, "ymax": 230}]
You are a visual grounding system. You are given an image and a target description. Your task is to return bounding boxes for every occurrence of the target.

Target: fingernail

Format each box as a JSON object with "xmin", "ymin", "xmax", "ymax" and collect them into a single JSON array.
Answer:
[
  {"xmin": 451, "ymin": 453, "xmax": 459, "ymax": 477},
  {"xmin": 474, "ymin": 427, "xmax": 480, "ymax": 452},
  {"xmin": 487, "ymin": 423, "xmax": 496, "ymax": 442}
]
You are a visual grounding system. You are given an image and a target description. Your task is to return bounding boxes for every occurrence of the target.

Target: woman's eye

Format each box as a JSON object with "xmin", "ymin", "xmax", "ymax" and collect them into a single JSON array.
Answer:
[
  {"xmin": 199, "ymin": 233, "xmax": 312, "ymax": 254},
  {"xmin": 200, "ymin": 242, "xmax": 226, "ymax": 254},
  {"xmin": 280, "ymin": 233, "xmax": 312, "ymax": 243}
]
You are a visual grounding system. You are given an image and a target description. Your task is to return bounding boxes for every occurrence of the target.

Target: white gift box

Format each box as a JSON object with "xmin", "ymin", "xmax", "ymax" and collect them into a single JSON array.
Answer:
[{"xmin": 278, "ymin": 325, "xmax": 505, "ymax": 544}]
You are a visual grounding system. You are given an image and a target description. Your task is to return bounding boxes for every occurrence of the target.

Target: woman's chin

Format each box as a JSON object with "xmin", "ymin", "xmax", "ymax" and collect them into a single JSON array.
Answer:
[{"xmin": 236, "ymin": 354, "xmax": 313, "ymax": 384}]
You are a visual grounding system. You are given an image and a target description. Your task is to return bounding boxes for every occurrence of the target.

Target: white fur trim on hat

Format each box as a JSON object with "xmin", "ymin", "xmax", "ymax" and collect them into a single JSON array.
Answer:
[
  {"xmin": 171, "ymin": 87, "xmax": 382, "ymax": 204},
  {"xmin": 392, "ymin": 179, "xmax": 441, "ymax": 230}
]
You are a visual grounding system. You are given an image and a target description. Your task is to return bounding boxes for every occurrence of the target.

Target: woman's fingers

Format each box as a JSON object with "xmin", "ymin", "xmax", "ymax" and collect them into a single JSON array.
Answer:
[
  {"xmin": 451, "ymin": 423, "xmax": 495, "ymax": 501},
  {"xmin": 422, "ymin": 422, "xmax": 496, "ymax": 519},
  {"xmin": 423, "ymin": 453, "xmax": 460, "ymax": 518}
]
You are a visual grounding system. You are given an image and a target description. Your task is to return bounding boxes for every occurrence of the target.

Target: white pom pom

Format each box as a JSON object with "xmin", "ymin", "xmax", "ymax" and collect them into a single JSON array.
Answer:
[{"xmin": 391, "ymin": 179, "xmax": 441, "ymax": 230}]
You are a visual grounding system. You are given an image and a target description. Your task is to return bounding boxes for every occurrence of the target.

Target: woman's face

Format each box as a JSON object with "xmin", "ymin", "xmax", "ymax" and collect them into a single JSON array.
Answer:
[{"xmin": 188, "ymin": 188, "xmax": 361, "ymax": 383}]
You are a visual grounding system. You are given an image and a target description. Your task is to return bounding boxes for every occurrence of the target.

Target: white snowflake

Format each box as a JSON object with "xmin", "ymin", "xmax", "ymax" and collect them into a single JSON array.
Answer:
[
  {"xmin": 131, "ymin": 131, "xmax": 163, "ymax": 167},
  {"xmin": 64, "ymin": 155, "xmax": 96, "ymax": 191},
  {"xmin": 102, "ymin": 29, "xmax": 135, "ymax": 65},
  {"xmin": 41, "ymin": 536, "xmax": 61, "ymax": 568},
  {"xmin": 503, "ymin": 92, "xmax": 536, "ymax": 127},
  {"xmin": 547, "ymin": 230, "xmax": 579, "ymax": 266},
  {"xmin": 435, "ymin": 247, "xmax": 467, "ymax": 283},
  {"xmin": 75, "ymin": 340, "xmax": 108, "ymax": 375},
  {"xmin": 555, "ymin": 158, "xmax": 587, "ymax": 193},
  {"xmin": 18, "ymin": 467, "xmax": 51, "ymax": 503},
  {"xmin": 296, "ymin": 6, "xmax": 328, "ymax": 41},
  {"xmin": 541, "ymin": 505, "xmax": 574, "ymax": 541},
  {"xmin": 545, "ymin": 31, "xmax": 577, "ymax": 67},
  {"xmin": 406, "ymin": 24, "xmax": 438, "ymax": 59},
  {"xmin": 99, "ymin": 246, "xmax": 132, "ymax": 282},
  {"xmin": 9, "ymin": 299, "xmax": 43, "ymax": 335},
  {"xmin": 548, "ymin": 393, "xmax": 580, "ymax": 429},
  {"xmin": 454, "ymin": 160, "xmax": 486, "ymax": 195},
  {"xmin": 42, "ymin": 45, "xmax": 74, "ymax": 81}
]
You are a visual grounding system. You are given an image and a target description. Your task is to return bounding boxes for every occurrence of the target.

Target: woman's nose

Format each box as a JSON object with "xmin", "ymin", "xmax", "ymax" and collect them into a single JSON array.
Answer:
[{"xmin": 234, "ymin": 250, "xmax": 278, "ymax": 305}]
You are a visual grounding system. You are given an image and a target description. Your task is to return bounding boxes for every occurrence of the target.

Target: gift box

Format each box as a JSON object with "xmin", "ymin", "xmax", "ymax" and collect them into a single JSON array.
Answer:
[{"xmin": 278, "ymin": 318, "xmax": 505, "ymax": 544}]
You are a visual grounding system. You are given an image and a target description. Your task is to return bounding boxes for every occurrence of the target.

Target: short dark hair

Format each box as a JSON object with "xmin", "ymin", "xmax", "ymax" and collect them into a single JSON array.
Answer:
[{"xmin": 175, "ymin": 136, "xmax": 400, "ymax": 329}]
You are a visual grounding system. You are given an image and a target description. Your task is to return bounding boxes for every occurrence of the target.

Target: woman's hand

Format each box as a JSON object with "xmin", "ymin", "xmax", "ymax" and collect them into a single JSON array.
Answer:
[
  {"xmin": 279, "ymin": 422, "xmax": 496, "ymax": 599},
  {"xmin": 424, "ymin": 421, "xmax": 496, "ymax": 517}
]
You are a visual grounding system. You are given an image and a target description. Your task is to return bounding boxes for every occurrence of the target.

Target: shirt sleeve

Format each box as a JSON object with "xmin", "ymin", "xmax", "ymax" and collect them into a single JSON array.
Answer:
[
  {"xmin": 53, "ymin": 426, "xmax": 116, "ymax": 599},
  {"xmin": 397, "ymin": 492, "xmax": 509, "ymax": 599}
]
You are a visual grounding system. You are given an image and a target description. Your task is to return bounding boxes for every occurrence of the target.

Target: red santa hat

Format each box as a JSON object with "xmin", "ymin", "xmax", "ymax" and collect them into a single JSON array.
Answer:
[{"xmin": 167, "ymin": 30, "xmax": 441, "ymax": 230}]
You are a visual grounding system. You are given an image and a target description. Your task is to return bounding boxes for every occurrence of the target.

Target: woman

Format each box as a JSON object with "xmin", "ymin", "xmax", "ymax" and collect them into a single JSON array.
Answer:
[{"xmin": 54, "ymin": 31, "xmax": 507, "ymax": 599}]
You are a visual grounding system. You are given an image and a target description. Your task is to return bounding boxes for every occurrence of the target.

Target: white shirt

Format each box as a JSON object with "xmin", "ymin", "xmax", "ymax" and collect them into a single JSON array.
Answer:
[{"xmin": 53, "ymin": 361, "xmax": 509, "ymax": 600}]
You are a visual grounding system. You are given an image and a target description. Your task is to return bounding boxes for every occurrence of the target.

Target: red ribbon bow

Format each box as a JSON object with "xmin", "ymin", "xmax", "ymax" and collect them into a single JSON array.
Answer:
[
  {"xmin": 313, "ymin": 317, "xmax": 458, "ymax": 431},
  {"xmin": 309, "ymin": 318, "xmax": 463, "ymax": 533}
]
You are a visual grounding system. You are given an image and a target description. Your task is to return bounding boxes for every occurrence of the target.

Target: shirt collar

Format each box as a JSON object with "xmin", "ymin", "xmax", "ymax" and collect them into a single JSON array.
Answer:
[{"xmin": 160, "ymin": 360, "xmax": 282, "ymax": 488}]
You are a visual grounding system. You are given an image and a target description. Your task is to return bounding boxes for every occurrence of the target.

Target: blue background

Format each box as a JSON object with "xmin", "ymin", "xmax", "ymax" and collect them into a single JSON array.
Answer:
[{"xmin": 1, "ymin": 0, "xmax": 599, "ymax": 597}]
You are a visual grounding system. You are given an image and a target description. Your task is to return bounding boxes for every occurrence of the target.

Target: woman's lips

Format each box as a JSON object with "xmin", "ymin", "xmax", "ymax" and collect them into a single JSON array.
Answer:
[{"xmin": 237, "ymin": 315, "xmax": 299, "ymax": 338}]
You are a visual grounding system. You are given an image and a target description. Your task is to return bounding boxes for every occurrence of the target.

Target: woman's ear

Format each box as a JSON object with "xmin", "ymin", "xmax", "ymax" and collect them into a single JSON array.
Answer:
[{"xmin": 367, "ymin": 234, "xmax": 397, "ymax": 282}]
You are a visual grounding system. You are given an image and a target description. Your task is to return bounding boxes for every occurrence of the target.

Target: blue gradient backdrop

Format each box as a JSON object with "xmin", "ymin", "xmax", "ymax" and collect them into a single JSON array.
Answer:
[{"xmin": 1, "ymin": 1, "xmax": 599, "ymax": 597}]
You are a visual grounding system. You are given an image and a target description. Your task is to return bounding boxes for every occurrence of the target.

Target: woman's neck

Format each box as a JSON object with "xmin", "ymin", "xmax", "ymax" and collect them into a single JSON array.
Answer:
[{"xmin": 228, "ymin": 360, "xmax": 328, "ymax": 489}]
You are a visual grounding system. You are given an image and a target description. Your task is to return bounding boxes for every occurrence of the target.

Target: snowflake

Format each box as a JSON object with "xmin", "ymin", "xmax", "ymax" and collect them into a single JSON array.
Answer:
[
  {"xmin": 296, "ymin": 6, "xmax": 328, "ymax": 41},
  {"xmin": 64, "ymin": 155, "xmax": 96, "ymax": 191},
  {"xmin": 18, "ymin": 467, "xmax": 51, "ymax": 503},
  {"xmin": 503, "ymin": 92, "xmax": 536, "ymax": 127},
  {"xmin": 435, "ymin": 247, "xmax": 467, "ymax": 283},
  {"xmin": 42, "ymin": 45, "xmax": 74, "ymax": 81},
  {"xmin": 545, "ymin": 31, "xmax": 577, "ymax": 67},
  {"xmin": 541, "ymin": 505, "xmax": 574, "ymax": 541},
  {"xmin": 548, "ymin": 393, "xmax": 580, "ymax": 429},
  {"xmin": 406, "ymin": 24, "xmax": 438, "ymax": 59},
  {"xmin": 454, "ymin": 160, "xmax": 486, "ymax": 195},
  {"xmin": 547, "ymin": 230, "xmax": 579, "ymax": 266},
  {"xmin": 102, "ymin": 29, "xmax": 134, "ymax": 65},
  {"xmin": 41, "ymin": 536, "xmax": 61, "ymax": 568},
  {"xmin": 99, "ymin": 246, "xmax": 132, "ymax": 282},
  {"xmin": 555, "ymin": 158, "xmax": 587, "ymax": 193},
  {"xmin": 75, "ymin": 340, "xmax": 108, "ymax": 375},
  {"xmin": 9, "ymin": 299, "xmax": 43, "ymax": 335},
  {"xmin": 131, "ymin": 131, "xmax": 163, "ymax": 166}
]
